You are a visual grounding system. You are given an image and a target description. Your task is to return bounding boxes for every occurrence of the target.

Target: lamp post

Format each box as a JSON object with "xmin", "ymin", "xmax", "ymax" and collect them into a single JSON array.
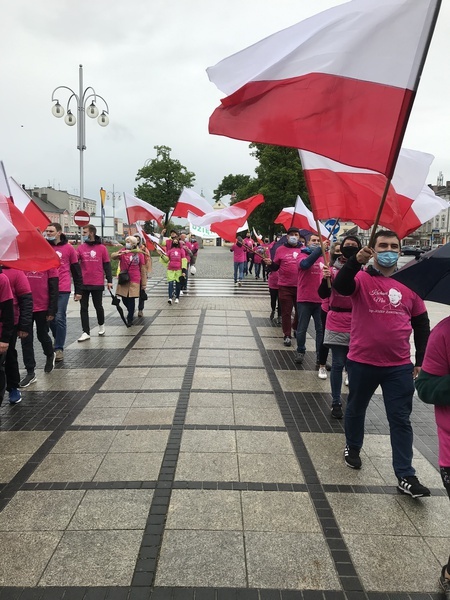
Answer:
[
  {"xmin": 51, "ymin": 64, "xmax": 109, "ymax": 219},
  {"xmin": 106, "ymin": 186, "xmax": 122, "ymax": 241}
]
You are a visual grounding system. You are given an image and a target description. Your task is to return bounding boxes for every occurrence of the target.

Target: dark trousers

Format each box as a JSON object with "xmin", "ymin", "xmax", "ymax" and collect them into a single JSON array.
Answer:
[
  {"xmin": 345, "ymin": 359, "xmax": 415, "ymax": 478},
  {"xmin": 80, "ymin": 290, "xmax": 105, "ymax": 335},
  {"xmin": 254, "ymin": 263, "xmax": 261, "ymax": 278},
  {"xmin": 269, "ymin": 288, "xmax": 280, "ymax": 316},
  {"xmin": 138, "ymin": 294, "xmax": 145, "ymax": 311},
  {"xmin": 278, "ymin": 286, "xmax": 298, "ymax": 338},
  {"xmin": 329, "ymin": 344, "xmax": 348, "ymax": 405},
  {"xmin": 318, "ymin": 309, "xmax": 330, "ymax": 365},
  {"xmin": 21, "ymin": 311, "xmax": 54, "ymax": 373},
  {"xmin": 122, "ymin": 296, "xmax": 136, "ymax": 324},
  {"xmin": 296, "ymin": 301, "xmax": 322, "ymax": 358},
  {"xmin": 0, "ymin": 353, "xmax": 6, "ymax": 406},
  {"xmin": 5, "ymin": 325, "xmax": 20, "ymax": 391}
]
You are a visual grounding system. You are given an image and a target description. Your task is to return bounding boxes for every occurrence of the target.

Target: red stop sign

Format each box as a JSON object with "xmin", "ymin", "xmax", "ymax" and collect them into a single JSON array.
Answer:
[{"xmin": 73, "ymin": 210, "xmax": 90, "ymax": 227}]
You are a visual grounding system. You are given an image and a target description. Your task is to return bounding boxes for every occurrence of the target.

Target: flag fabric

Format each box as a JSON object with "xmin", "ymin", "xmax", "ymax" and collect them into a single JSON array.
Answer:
[
  {"xmin": 0, "ymin": 193, "xmax": 60, "ymax": 271},
  {"xmin": 208, "ymin": 0, "xmax": 440, "ymax": 178},
  {"xmin": 300, "ymin": 148, "xmax": 435, "ymax": 234},
  {"xmin": 252, "ymin": 227, "xmax": 262, "ymax": 244},
  {"xmin": 8, "ymin": 177, "xmax": 51, "ymax": 231},
  {"xmin": 0, "ymin": 209, "xmax": 19, "ymax": 261},
  {"xmin": 396, "ymin": 185, "xmax": 449, "ymax": 240},
  {"xmin": 274, "ymin": 208, "xmax": 295, "ymax": 233},
  {"xmin": 100, "ymin": 187, "xmax": 106, "ymax": 228},
  {"xmin": 173, "ymin": 188, "xmax": 214, "ymax": 218},
  {"xmin": 189, "ymin": 194, "xmax": 264, "ymax": 242},
  {"xmin": 291, "ymin": 197, "xmax": 330, "ymax": 238},
  {"xmin": 135, "ymin": 222, "xmax": 155, "ymax": 251},
  {"xmin": 124, "ymin": 193, "xmax": 165, "ymax": 225}
]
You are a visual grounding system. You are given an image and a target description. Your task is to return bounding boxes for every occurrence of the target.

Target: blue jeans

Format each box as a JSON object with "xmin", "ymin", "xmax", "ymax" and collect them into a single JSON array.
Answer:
[
  {"xmin": 296, "ymin": 302, "xmax": 323, "ymax": 357},
  {"xmin": 254, "ymin": 263, "xmax": 261, "ymax": 278},
  {"xmin": 121, "ymin": 296, "xmax": 136, "ymax": 324},
  {"xmin": 49, "ymin": 292, "xmax": 71, "ymax": 350},
  {"xmin": 345, "ymin": 359, "xmax": 415, "ymax": 478},
  {"xmin": 233, "ymin": 262, "xmax": 245, "ymax": 282},
  {"xmin": 329, "ymin": 344, "xmax": 348, "ymax": 405},
  {"xmin": 168, "ymin": 280, "xmax": 181, "ymax": 299}
]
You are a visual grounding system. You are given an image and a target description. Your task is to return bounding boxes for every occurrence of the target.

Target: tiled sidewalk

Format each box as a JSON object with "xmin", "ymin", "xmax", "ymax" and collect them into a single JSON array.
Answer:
[{"xmin": 0, "ymin": 294, "xmax": 448, "ymax": 599}]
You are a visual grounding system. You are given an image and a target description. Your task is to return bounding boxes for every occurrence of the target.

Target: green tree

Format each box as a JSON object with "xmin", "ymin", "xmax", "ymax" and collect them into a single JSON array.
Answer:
[
  {"xmin": 213, "ymin": 174, "xmax": 252, "ymax": 201},
  {"xmin": 135, "ymin": 145, "xmax": 195, "ymax": 226}
]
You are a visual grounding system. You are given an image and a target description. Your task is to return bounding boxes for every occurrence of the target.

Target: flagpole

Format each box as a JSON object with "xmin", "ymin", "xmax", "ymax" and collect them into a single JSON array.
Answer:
[{"xmin": 367, "ymin": 178, "xmax": 391, "ymax": 248}]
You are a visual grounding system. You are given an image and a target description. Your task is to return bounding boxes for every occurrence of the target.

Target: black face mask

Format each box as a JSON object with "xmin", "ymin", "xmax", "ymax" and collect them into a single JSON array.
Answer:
[
  {"xmin": 172, "ymin": 241, "xmax": 179, "ymax": 246},
  {"xmin": 236, "ymin": 242, "xmax": 243, "ymax": 247},
  {"xmin": 341, "ymin": 246, "xmax": 359, "ymax": 259},
  {"xmin": 332, "ymin": 253, "xmax": 342, "ymax": 262}
]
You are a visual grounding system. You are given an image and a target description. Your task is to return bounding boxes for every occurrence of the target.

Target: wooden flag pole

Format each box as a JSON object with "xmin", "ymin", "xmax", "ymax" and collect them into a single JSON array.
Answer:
[
  {"xmin": 367, "ymin": 178, "xmax": 391, "ymax": 248},
  {"xmin": 327, "ymin": 218, "xmax": 340, "ymax": 240},
  {"xmin": 315, "ymin": 218, "xmax": 331, "ymax": 289}
]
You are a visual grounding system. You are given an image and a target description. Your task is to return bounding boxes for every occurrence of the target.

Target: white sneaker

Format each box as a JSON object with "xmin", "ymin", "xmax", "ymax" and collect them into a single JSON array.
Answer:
[
  {"xmin": 168, "ymin": 299, "xmax": 172, "ymax": 305},
  {"xmin": 344, "ymin": 375, "xmax": 349, "ymax": 386},
  {"xmin": 78, "ymin": 332, "xmax": 90, "ymax": 342},
  {"xmin": 180, "ymin": 290, "xmax": 184, "ymax": 296},
  {"xmin": 98, "ymin": 324, "xmax": 105, "ymax": 336},
  {"xmin": 174, "ymin": 298, "xmax": 179, "ymax": 304},
  {"xmin": 318, "ymin": 367, "xmax": 328, "ymax": 380}
]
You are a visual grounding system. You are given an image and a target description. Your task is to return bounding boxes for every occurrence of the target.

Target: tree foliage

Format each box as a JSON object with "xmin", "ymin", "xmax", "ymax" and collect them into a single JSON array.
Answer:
[
  {"xmin": 215, "ymin": 144, "xmax": 308, "ymax": 237},
  {"xmin": 135, "ymin": 145, "xmax": 195, "ymax": 226},
  {"xmin": 213, "ymin": 174, "xmax": 252, "ymax": 201}
]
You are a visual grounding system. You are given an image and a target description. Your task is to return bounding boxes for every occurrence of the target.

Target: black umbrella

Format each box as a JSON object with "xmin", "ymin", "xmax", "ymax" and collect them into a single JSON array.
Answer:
[
  {"xmin": 108, "ymin": 289, "xmax": 129, "ymax": 326},
  {"xmin": 391, "ymin": 243, "xmax": 450, "ymax": 305}
]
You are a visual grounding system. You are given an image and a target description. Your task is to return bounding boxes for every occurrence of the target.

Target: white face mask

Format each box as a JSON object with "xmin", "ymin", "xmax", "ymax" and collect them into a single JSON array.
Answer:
[{"xmin": 125, "ymin": 243, "xmax": 132, "ymax": 249}]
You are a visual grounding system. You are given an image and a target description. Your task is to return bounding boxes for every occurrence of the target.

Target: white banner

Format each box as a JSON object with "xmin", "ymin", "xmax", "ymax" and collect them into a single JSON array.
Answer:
[{"xmin": 189, "ymin": 223, "xmax": 218, "ymax": 239}]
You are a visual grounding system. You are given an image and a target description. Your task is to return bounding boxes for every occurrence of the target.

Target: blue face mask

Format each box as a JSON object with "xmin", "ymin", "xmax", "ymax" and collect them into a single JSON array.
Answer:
[
  {"xmin": 376, "ymin": 251, "xmax": 399, "ymax": 268},
  {"xmin": 46, "ymin": 236, "xmax": 56, "ymax": 242},
  {"xmin": 288, "ymin": 236, "xmax": 298, "ymax": 245},
  {"xmin": 82, "ymin": 235, "xmax": 89, "ymax": 242}
]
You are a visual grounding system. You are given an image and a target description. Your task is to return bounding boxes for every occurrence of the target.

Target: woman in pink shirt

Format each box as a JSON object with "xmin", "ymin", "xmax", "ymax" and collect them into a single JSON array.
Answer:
[
  {"xmin": 230, "ymin": 236, "xmax": 247, "ymax": 287},
  {"xmin": 112, "ymin": 236, "xmax": 147, "ymax": 325}
]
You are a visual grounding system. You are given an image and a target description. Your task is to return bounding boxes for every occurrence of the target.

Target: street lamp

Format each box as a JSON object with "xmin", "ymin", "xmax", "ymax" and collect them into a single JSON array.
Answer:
[{"xmin": 51, "ymin": 64, "xmax": 109, "ymax": 214}]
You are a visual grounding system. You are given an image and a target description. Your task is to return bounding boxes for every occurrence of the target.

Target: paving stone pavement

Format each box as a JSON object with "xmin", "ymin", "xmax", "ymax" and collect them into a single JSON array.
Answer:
[{"xmin": 0, "ymin": 247, "xmax": 449, "ymax": 599}]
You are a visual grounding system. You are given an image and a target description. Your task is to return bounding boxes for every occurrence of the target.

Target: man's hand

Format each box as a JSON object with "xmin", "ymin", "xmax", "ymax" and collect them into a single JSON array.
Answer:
[
  {"xmin": 322, "ymin": 265, "xmax": 331, "ymax": 278},
  {"xmin": 74, "ymin": 294, "xmax": 82, "ymax": 301},
  {"xmin": 161, "ymin": 229, "xmax": 166, "ymax": 236},
  {"xmin": 17, "ymin": 331, "xmax": 28, "ymax": 339},
  {"xmin": 356, "ymin": 246, "xmax": 375, "ymax": 265},
  {"xmin": 263, "ymin": 257, "xmax": 272, "ymax": 265},
  {"xmin": 413, "ymin": 366, "xmax": 421, "ymax": 379},
  {"xmin": 46, "ymin": 315, "xmax": 54, "ymax": 321},
  {"xmin": 107, "ymin": 283, "xmax": 113, "ymax": 290},
  {"xmin": 0, "ymin": 341, "xmax": 9, "ymax": 353}
]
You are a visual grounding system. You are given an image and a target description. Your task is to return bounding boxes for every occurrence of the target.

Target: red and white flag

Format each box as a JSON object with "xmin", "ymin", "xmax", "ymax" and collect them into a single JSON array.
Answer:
[
  {"xmin": 274, "ymin": 200, "xmax": 329, "ymax": 238},
  {"xmin": 124, "ymin": 193, "xmax": 165, "ymax": 225},
  {"xmin": 0, "ymin": 193, "xmax": 60, "ymax": 271},
  {"xmin": 299, "ymin": 148, "xmax": 436, "ymax": 235},
  {"xmin": 396, "ymin": 185, "xmax": 449, "ymax": 239},
  {"xmin": 189, "ymin": 194, "xmax": 264, "ymax": 242},
  {"xmin": 0, "ymin": 208, "xmax": 19, "ymax": 262},
  {"xmin": 135, "ymin": 222, "xmax": 155, "ymax": 251},
  {"xmin": 208, "ymin": 0, "xmax": 440, "ymax": 178},
  {"xmin": 173, "ymin": 188, "xmax": 214, "ymax": 219},
  {"xmin": 8, "ymin": 177, "xmax": 51, "ymax": 231}
]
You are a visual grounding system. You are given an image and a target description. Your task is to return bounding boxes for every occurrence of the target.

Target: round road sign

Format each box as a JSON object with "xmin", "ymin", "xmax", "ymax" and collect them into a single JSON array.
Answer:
[{"xmin": 73, "ymin": 210, "xmax": 90, "ymax": 227}]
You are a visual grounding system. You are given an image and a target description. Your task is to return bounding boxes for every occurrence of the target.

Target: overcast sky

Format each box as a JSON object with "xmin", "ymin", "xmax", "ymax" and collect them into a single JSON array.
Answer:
[{"xmin": 1, "ymin": 0, "xmax": 449, "ymax": 222}]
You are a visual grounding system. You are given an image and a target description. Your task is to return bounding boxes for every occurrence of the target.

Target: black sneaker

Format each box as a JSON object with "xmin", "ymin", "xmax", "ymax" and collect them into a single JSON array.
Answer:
[
  {"xmin": 397, "ymin": 476, "xmax": 431, "ymax": 498},
  {"xmin": 19, "ymin": 372, "xmax": 36, "ymax": 388},
  {"xmin": 294, "ymin": 352, "xmax": 305, "ymax": 364},
  {"xmin": 439, "ymin": 565, "xmax": 450, "ymax": 599},
  {"xmin": 344, "ymin": 445, "xmax": 362, "ymax": 469},
  {"xmin": 283, "ymin": 336, "xmax": 291, "ymax": 347},
  {"xmin": 269, "ymin": 310, "xmax": 275, "ymax": 321},
  {"xmin": 44, "ymin": 353, "xmax": 56, "ymax": 374},
  {"xmin": 331, "ymin": 404, "xmax": 343, "ymax": 419}
]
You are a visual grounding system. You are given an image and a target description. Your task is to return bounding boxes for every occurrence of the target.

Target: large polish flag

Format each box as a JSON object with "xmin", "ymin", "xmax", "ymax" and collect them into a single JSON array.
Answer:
[
  {"xmin": 124, "ymin": 193, "xmax": 165, "ymax": 225},
  {"xmin": 397, "ymin": 185, "xmax": 449, "ymax": 239},
  {"xmin": 173, "ymin": 188, "xmax": 214, "ymax": 218},
  {"xmin": 0, "ymin": 194, "xmax": 60, "ymax": 271},
  {"xmin": 0, "ymin": 209, "xmax": 19, "ymax": 261},
  {"xmin": 300, "ymin": 148, "xmax": 435, "ymax": 234},
  {"xmin": 8, "ymin": 177, "xmax": 51, "ymax": 231},
  {"xmin": 208, "ymin": 0, "xmax": 441, "ymax": 178},
  {"xmin": 189, "ymin": 194, "xmax": 264, "ymax": 242}
]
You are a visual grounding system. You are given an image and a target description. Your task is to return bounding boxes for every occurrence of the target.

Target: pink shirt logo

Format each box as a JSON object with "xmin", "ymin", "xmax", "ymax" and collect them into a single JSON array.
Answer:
[{"xmin": 90, "ymin": 250, "xmax": 97, "ymax": 258}]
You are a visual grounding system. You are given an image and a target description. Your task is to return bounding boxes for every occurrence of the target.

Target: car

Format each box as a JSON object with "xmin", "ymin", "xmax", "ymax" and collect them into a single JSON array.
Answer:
[
  {"xmin": 420, "ymin": 246, "xmax": 431, "ymax": 252},
  {"xmin": 401, "ymin": 246, "xmax": 425, "ymax": 257}
]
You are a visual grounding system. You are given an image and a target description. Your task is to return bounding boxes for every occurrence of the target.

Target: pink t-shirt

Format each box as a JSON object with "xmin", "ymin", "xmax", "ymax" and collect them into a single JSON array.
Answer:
[
  {"xmin": 167, "ymin": 247, "xmax": 186, "ymax": 271},
  {"xmin": 230, "ymin": 244, "xmax": 247, "ymax": 263},
  {"xmin": 297, "ymin": 253, "xmax": 324, "ymax": 303},
  {"xmin": 25, "ymin": 269, "xmax": 59, "ymax": 313},
  {"xmin": 118, "ymin": 252, "xmax": 145, "ymax": 283},
  {"xmin": 77, "ymin": 243, "xmax": 110, "ymax": 286},
  {"xmin": 421, "ymin": 317, "xmax": 450, "ymax": 466},
  {"xmin": 243, "ymin": 238, "xmax": 254, "ymax": 249},
  {"xmin": 347, "ymin": 271, "xmax": 426, "ymax": 367},
  {"xmin": 54, "ymin": 243, "xmax": 79, "ymax": 293},
  {"xmin": 3, "ymin": 268, "xmax": 31, "ymax": 325},
  {"xmin": 0, "ymin": 273, "xmax": 13, "ymax": 339},
  {"xmin": 325, "ymin": 267, "xmax": 353, "ymax": 332},
  {"xmin": 273, "ymin": 245, "xmax": 303, "ymax": 287}
]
